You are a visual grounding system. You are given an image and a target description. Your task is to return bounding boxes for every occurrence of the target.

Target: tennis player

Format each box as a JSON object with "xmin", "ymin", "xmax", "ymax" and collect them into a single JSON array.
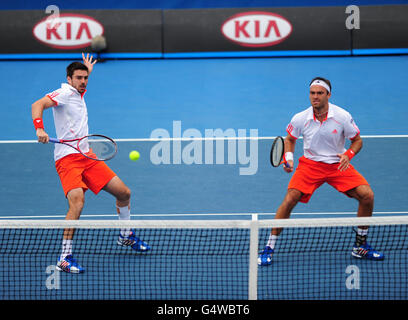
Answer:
[
  {"xmin": 258, "ymin": 77, "xmax": 383, "ymax": 266},
  {"xmin": 31, "ymin": 53, "xmax": 150, "ymax": 273}
]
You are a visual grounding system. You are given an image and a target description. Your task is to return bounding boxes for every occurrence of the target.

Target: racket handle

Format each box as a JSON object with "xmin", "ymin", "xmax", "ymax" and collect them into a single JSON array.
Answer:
[{"xmin": 49, "ymin": 138, "xmax": 60, "ymax": 143}]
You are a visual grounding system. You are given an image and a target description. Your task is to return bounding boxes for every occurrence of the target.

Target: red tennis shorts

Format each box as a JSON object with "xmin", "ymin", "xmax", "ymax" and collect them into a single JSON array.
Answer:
[
  {"xmin": 55, "ymin": 153, "xmax": 116, "ymax": 197},
  {"xmin": 288, "ymin": 156, "xmax": 369, "ymax": 203}
]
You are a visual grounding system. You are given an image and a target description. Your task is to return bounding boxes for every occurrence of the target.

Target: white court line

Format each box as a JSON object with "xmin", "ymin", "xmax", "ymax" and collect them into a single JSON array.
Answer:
[
  {"xmin": 1, "ymin": 211, "xmax": 407, "ymax": 219},
  {"xmin": 0, "ymin": 134, "xmax": 408, "ymax": 144}
]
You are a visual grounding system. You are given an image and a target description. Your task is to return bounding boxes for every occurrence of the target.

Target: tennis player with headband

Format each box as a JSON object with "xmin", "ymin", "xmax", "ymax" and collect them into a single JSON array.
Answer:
[
  {"xmin": 258, "ymin": 77, "xmax": 383, "ymax": 266},
  {"xmin": 31, "ymin": 53, "xmax": 150, "ymax": 273}
]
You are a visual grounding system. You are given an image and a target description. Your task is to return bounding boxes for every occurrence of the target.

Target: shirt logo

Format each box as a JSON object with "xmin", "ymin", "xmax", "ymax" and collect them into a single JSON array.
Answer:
[
  {"xmin": 287, "ymin": 123, "xmax": 294, "ymax": 134},
  {"xmin": 332, "ymin": 129, "xmax": 338, "ymax": 134},
  {"xmin": 48, "ymin": 91, "xmax": 60, "ymax": 99}
]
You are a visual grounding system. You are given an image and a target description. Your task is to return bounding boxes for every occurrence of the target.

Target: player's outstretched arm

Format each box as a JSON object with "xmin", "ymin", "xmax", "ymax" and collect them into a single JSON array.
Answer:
[
  {"xmin": 31, "ymin": 96, "xmax": 56, "ymax": 143},
  {"xmin": 82, "ymin": 52, "xmax": 97, "ymax": 75}
]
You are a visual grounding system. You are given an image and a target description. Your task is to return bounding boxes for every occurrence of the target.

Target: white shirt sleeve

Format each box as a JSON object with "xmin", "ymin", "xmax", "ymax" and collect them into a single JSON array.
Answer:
[
  {"xmin": 286, "ymin": 114, "xmax": 302, "ymax": 139},
  {"xmin": 343, "ymin": 112, "xmax": 360, "ymax": 140},
  {"xmin": 46, "ymin": 88, "xmax": 70, "ymax": 106}
]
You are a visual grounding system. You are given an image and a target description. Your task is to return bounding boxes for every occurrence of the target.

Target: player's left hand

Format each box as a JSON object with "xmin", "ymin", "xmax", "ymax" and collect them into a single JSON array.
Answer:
[
  {"xmin": 337, "ymin": 153, "xmax": 350, "ymax": 172},
  {"xmin": 82, "ymin": 52, "xmax": 97, "ymax": 74}
]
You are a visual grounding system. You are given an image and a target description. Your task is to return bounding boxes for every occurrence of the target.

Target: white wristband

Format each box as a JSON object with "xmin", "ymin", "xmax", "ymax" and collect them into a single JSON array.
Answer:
[{"xmin": 285, "ymin": 152, "xmax": 294, "ymax": 161}]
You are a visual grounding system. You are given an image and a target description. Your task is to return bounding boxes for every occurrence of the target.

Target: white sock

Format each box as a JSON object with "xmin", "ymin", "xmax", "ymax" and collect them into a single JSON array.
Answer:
[
  {"xmin": 357, "ymin": 228, "xmax": 368, "ymax": 236},
  {"xmin": 266, "ymin": 234, "xmax": 278, "ymax": 250},
  {"xmin": 356, "ymin": 228, "xmax": 368, "ymax": 246},
  {"xmin": 117, "ymin": 205, "xmax": 131, "ymax": 237},
  {"xmin": 117, "ymin": 205, "xmax": 130, "ymax": 220},
  {"xmin": 60, "ymin": 239, "xmax": 72, "ymax": 260}
]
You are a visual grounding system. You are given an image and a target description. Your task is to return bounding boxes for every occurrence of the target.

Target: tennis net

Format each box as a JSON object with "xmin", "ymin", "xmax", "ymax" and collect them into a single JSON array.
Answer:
[{"xmin": 0, "ymin": 216, "xmax": 407, "ymax": 300}]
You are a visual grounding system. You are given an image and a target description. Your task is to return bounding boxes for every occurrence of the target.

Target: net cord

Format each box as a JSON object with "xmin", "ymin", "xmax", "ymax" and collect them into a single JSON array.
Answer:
[{"xmin": 1, "ymin": 216, "xmax": 407, "ymax": 229}]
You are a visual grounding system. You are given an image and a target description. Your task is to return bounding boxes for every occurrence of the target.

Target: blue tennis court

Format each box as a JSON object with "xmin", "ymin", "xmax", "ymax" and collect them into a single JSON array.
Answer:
[
  {"xmin": 1, "ymin": 55, "xmax": 408, "ymax": 300},
  {"xmin": 1, "ymin": 55, "xmax": 407, "ymax": 219}
]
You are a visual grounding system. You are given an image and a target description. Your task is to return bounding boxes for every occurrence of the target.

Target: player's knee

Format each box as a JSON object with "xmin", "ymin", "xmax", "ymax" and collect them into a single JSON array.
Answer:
[
  {"xmin": 362, "ymin": 188, "xmax": 374, "ymax": 204},
  {"xmin": 124, "ymin": 187, "xmax": 131, "ymax": 201},
  {"xmin": 282, "ymin": 196, "xmax": 298, "ymax": 212},
  {"xmin": 284, "ymin": 190, "xmax": 302, "ymax": 208},
  {"xmin": 73, "ymin": 196, "xmax": 85, "ymax": 210},
  {"xmin": 117, "ymin": 186, "xmax": 131, "ymax": 202},
  {"xmin": 68, "ymin": 192, "xmax": 85, "ymax": 212}
]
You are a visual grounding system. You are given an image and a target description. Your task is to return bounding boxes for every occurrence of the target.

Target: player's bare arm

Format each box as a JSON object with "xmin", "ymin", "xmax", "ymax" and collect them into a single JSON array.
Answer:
[
  {"xmin": 284, "ymin": 135, "xmax": 297, "ymax": 173},
  {"xmin": 337, "ymin": 134, "xmax": 363, "ymax": 172},
  {"xmin": 31, "ymin": 96, "xmax": 56, "ymax": 143},
  {"xmin": 82, "ymin": 52, "xmax": 97, "ymax": 75}
]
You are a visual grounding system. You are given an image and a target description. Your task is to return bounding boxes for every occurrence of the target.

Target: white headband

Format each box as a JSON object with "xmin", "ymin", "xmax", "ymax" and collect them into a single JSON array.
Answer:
[{"xmin": 310, "ymin": 79, "xmax": 331, "ymax": 93}]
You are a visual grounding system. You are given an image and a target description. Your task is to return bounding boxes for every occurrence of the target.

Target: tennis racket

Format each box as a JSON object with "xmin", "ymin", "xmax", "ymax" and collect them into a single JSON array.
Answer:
[
  {"xmin": 270, "ymin": 136, "xmax": 289, "ymax": 168},
  {"xmin": 49, "ymin": 134, "xmax": 117, "ymax": 161}
]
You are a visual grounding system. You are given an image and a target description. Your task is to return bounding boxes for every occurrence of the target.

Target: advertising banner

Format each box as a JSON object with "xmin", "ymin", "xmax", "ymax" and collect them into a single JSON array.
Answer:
[
  {"xmin": 0, "ymin": 10, "xmax": 162, "ymax": 54},
  {"xmin": 0, "ymin": 5, "xmax": 406, "ymax": 58},
  {"xmin": 163, "ymin": 7, "xmax": 351, "ymax": 54}
]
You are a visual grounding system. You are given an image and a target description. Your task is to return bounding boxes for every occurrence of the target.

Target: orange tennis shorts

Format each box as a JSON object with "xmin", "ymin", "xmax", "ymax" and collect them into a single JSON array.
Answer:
[
  {"xmin": 288, "ymin": 156, "xmax": 369, "ymax": 203},
  {"xmin": 55, "ymin": 153, "xmax": 116, "ymax": 197}
]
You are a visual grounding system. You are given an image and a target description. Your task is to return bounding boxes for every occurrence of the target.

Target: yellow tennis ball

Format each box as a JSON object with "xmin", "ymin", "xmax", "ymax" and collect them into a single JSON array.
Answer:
[{"xmin": 129, "ymin": 150, "xmax": 140, "ymax": 161}]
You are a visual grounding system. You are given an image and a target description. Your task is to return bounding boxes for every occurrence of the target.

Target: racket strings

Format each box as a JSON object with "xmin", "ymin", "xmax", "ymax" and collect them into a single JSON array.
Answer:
[
  {"xmin": 270, "ymin": 137, "xmax": 284, "ymax": 167},
  {"xmin": 79, "ymin": 135, "xmax": 117, "ymax": 161}
]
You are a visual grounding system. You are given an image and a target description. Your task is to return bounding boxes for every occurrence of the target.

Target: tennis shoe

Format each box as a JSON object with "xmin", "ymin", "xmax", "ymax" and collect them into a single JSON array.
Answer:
[
  {"xmin": 352, "ymin": 242, "xmax": 384, "ymax": 260},
  {"xmin": 258, "ymin": 246, "xmax": 274, "ymax": 266},
  {"xmin": 117, "ymin": 230, "xmax": 150, "ymax": 252},
  {"xmin": 56, "ymin": 255, "xmax": 85, "ymax": 273}
]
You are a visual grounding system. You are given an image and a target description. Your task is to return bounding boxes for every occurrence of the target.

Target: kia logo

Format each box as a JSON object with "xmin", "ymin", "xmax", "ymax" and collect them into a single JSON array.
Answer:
[
  {"xmin": 33, "ymin": 13, "xmax": 104, "ymax": 49},
  {"xmin": 221, "ymin": 11, "xmax": 292, "ymax": 47}
]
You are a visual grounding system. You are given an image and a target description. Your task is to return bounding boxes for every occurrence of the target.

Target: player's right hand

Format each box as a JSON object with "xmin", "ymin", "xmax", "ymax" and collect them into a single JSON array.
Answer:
[
  {"xmin": 283, "ymin": 160, "xmax": 294, "ymax": 173},
  {"xmin": 36, "ymin": 128, "xmax": 49, "ymax": 143}
]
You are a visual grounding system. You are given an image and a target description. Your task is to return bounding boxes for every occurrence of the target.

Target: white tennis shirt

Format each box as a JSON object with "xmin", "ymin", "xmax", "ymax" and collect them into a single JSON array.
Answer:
[
  {"xmin": 286, "ymin": 103, "xmax": 360, "ymax": 164},
  {"xmin": 47, "ymin": 83, "xmax": 89, "ymax": 161}
]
